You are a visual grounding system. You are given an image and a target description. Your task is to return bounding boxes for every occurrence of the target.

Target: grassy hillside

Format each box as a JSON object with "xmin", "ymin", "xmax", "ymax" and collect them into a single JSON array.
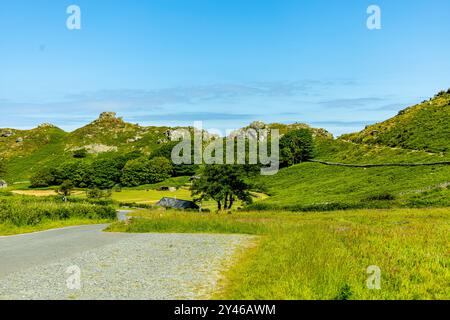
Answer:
[
  {"xmin": 341, "ymin": 89, "xmax": 450, "ymax": 153},
  {"xmin": 250, "ymin": 161, "xmax": 450, "ymax": 211},
  {"xmin": 249, "ymin": 137, "xmax": 450, "ymax": 211},
  {"xmin": 0, "ymin": 111, "xmax": 227, "ymax": 183},
  {"xmin": 0, "ymin": 125, "xmax": 69, "ymax": 182},
  {"xmin": 249, "ymin": 90, "xmax": 450, "ymax": 211},
  {"xmin": 0, "ymin": 112, "xmax": 185, "ymax": 182},
  {"xmin": 65, "ymin": 112, "xmax": 174, "ymax": 155}
]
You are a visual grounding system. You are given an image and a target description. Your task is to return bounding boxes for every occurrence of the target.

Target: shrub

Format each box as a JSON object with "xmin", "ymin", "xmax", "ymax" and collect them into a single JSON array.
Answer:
[
  {"xmin": 365, "ymin": 192, "xmax": 396, "ymax": 201},
  {"xmin": 72, "ymin": 148, "xmax": 88, "ymax": 158},
  {"xmin": 86, "ymin": 188, "xmax": 112, "ymax": 199}
]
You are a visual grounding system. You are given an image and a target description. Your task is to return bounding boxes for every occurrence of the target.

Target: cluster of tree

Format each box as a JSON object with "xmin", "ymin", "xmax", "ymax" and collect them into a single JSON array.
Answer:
[
  {"xmin": 191, "ymin": 165, "xmax": 256, "ymax": 211},
  {"xmin": 279, "ymin": 129, "xmax": 315, "ymax": 167},
  {"xmin": 30, "ymin": 152, "xmax": 173, "ymax": 189},
  {"xmin": 149, "ymin": 141, "xmax": 199, "ymax": 176}
]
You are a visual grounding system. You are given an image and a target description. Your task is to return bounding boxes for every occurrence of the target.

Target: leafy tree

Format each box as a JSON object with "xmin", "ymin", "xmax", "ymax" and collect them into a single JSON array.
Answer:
[
  {"xmin": 150, "ymin": 142, "xmax": 198, "ymax": 177},
  {"xmin": 121, "ymin": 157, "xmax": 172, "ymax": 187},
  {"xmin": 191, "ymin": 165, "xmax": 254, "ymax": 211},
  {"xmin": 57, "ymin": 180, "xmax": 74, "ymax": 199},
  {"xmin": 57, "ymin": 161, "xmax": 92, "ymax": 188},
  {"xmin": 147, "ymin": 157, "xmax": 173, "ymax": 182},
  {"xmin": 279, "ymin": 129, "xmax": 314, "ymax": 167},
  {"xmin": 30, "ymin": 167, "xmax": 62, "ymax": 188},
  {"xmin": 89, "ymin": 157, "xmax": 124, "ymax": 189}
]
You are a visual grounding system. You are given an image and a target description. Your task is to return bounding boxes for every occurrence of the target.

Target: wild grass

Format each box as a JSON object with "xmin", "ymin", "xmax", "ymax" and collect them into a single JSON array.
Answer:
[
  {"xmin": 107, "ymin": 208, "xmax": 450, "ymax": 300},
  {"xmin": 0, "ymin": 195, "xmax": 116, "ymax": 227}
]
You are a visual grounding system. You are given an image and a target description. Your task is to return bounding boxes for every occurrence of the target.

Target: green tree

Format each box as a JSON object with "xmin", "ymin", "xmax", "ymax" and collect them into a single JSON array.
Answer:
[
  {"xmin": 279, "ymin": 129, "xmax": 314, "ymax": 167},
  {"xmin": 57, "ymin": 161, "xmax": 91, "ymax": 188},
  {"xmin": 57, "ymin": 180, "xmax": 74, "ymax": 200},
  {"xmin": 191, "ymin": 165, "xmax": 253, "ymax": 211},
  {"xmin": 121, "ymin": 157, "xmax": 172, "ymax": 187},
  {"xmin": 30, "ymin": 167, "xmax": 62, "ymax": 188},
  {"xmin": 89, "ymin": 157, "xmax": 124, "ymax": 189},
  {"xmin": 150, "ymin": 142, "xmax": 198, "ymax": 177}
]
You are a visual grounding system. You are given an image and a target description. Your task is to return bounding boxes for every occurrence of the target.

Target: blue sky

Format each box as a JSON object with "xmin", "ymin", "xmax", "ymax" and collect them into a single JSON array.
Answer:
[{"xmin": 0, "ymin": 0, "xmax": 449, "ymax": 136}]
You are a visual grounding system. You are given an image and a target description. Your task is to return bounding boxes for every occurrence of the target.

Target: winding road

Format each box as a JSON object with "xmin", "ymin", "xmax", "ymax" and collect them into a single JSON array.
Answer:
[{"xmin": 0, "ymin": 211, "xmax": 254, "ymax": 300}]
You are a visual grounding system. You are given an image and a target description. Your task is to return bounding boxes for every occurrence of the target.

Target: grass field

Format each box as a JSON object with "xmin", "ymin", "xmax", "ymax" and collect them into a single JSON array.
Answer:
[{"xmin": 107, "ymin": 208, "xmax": 450, "ymax": 300}]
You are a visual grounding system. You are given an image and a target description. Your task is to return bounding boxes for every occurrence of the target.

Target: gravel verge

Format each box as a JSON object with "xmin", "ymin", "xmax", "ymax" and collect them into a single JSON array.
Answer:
[{"xmin": 0, "ymin": 233, "xmax": 256, "ymax": 300}]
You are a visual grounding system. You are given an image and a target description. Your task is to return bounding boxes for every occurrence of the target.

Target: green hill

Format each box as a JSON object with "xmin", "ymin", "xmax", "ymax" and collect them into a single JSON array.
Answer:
[
  {"xmin": 0, "ymin": 112, "xmax": 333, "ymax": 183},
  {"xmin": 251, "ymin": 90, "xmax": 450, "ymax": 211},
  {"xmin": 250, "ymin": 135, "xmax": 449, "ymax": 211},
  {"xmin": 340, "ymin": 89, "xmax": 450, "ymax": 153},
  {"xmin": 0, "ymin": 112, "xmax": 182, "ymax": 182},
  {"xmin": 1, "ymin": 89, "xmax": 449, "ymax": 210}
]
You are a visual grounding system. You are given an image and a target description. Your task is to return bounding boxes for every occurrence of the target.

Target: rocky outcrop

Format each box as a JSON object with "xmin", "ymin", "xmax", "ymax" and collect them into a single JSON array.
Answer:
[{"xmin": 0, "ymin": 130, "xmax": 14, "ymax": 138}]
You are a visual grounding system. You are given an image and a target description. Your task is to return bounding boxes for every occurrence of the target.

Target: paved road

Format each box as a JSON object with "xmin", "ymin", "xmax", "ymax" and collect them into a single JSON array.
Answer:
[
  {"xmin": 0, "ymin": 224, "xmax": 136, "ymax": 277},
  {"xmin": 0, "ymin": 213, "xmax": 254, "ymax": 300}
]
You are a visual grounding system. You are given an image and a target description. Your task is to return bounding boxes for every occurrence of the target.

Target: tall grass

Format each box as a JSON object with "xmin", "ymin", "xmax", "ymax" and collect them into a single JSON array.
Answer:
[
  {"xmin": 0, "ymin": 196, "xmax": 116, "ymax": 226},
  {"xmin": 107, "ymin": 208, "xmax": 450, "ymax": 300}
]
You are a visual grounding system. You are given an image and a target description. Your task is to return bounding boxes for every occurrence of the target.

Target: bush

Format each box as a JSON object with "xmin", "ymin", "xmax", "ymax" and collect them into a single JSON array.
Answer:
[
  {"xmin": 73, "ymin": 148, "xmax": 88, "ymax": 158},
  {"xmin": 365, "ymin": 192, "xmax": 396, "ymax": 201},
  {"xmin": 86, "ymin": 188, "xmax": 112, "ymax": 199}
]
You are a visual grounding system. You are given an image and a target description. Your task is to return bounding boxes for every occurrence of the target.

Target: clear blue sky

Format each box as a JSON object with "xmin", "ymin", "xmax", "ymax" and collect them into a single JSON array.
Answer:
[{"xmin": 0, "ymin": 0, "xmax": 449, "ymax": 136}]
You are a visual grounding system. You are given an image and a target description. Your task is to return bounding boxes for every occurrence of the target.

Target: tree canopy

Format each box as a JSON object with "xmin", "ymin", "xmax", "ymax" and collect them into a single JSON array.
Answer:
[
  {"xmin": 191, "ymin": 165, "xmax": 254, "ymax": 211},
  {"xmin": 279, "ymin": 129, "xmax": 315, "ymax": 167},
  {"xmin": 121, "ymin": 157, "xmax": 172, "ymax": 187}
]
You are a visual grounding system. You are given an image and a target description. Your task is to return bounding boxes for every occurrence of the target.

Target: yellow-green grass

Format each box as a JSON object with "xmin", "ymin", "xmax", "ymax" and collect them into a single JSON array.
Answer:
[
  {"xmin": 107, "ymin": 208, "xmax": 450, "ymax": 300},
  {"xmin": 0, "ymin": 218, "xmax": 112, "ymax": 236}
]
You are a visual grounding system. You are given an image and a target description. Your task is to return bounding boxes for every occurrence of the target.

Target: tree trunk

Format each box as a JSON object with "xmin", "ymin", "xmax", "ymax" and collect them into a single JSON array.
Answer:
[
  {"xmin": 228, "ymin": 196, "xmax": 234, "ymax": 210},
  {"xmin": 217, "ymin": 200, "xmax": 222, "ymax": 212},
  {"xmin": 224, "ymin": 193, "xmax": 229, "ymax": 211}
]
